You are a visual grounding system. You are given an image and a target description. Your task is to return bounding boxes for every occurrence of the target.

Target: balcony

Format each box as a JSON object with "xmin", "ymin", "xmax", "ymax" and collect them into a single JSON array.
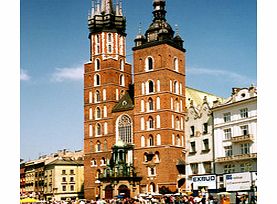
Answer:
[
  {"xmin": 215, "ymin": 153, "xmax": 257, "ymax": 163},
  {"xmin": 230, "ymin": 134, "xmax": 254, "ymax": 143}
]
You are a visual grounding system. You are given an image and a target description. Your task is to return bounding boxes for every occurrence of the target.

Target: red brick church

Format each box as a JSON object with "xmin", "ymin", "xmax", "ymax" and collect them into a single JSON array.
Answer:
[{"xmin": 83, "ymin": 0, "xmax": 187, "ymax": 200}]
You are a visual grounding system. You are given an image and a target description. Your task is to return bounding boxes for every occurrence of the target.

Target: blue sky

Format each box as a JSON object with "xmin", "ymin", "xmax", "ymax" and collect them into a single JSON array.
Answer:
[{"xmin": 20, "ymin": 0, "xmax": 257, "ymax": 161}]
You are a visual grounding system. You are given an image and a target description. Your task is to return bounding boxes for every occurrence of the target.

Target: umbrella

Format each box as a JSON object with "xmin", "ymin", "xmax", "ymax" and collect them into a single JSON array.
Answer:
[
  {"xmin": 20, "ymin": 197, "xmax": 39, "ymax": 203},
  {"xmin": 218, "ymin": 192, "xmax": 231, "ymax": 195},
  {"xmin": 174, "ymin": 192, "xmax": 187, "ymax": 196}
]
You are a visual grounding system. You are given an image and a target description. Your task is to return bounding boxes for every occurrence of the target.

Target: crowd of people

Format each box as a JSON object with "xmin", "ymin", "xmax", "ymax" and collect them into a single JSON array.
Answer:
[
  {"xmin": 24, "ymin": 192, "xmax": 257, "ymax": 204},
  {"xmin": 30, "ymin": 194, "xmax": 220, "ymax": 204}
]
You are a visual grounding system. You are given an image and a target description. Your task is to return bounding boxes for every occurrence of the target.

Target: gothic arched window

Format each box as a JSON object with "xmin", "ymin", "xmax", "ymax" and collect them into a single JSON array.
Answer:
[
  {"xmin": 120, "ymin": 74, "xmax": 125, "ymax": 86},
  {"xmin": 95, "ymin": 59, "xmax": 100, "ymax": 71},
  {"xmin": 146, "ymin": 57, "xmax": 154, "ymax": 71},
  {"xmin": 148, "ymin": 80, "xmax": 154, "ymax": 93},
  {"xmin": 94, "ymin": 74, "xmax": 100, "ymax": 86},
  {"xmin": 149, "ymin": 135, "xmax": 154, "ymax": 146},
  {"xmin": 95, "ymin": 90, "xmax": 100, "ymax": 103},
  {"xmin": 120, "ymin": 59, "xmax": 124, "ymax": 71},
  {"xmin": 117, "ymin": 115, "xmax": 133, "ymax": 144},
  {"xmin": 148, "ymin": 116, "xmax": 154, "ymax": 129},
  {"xmin": 173, "ymin": 81, "xmax": 178, "ymax": 94},
  {"xmin": 96, "ymin": 123, "xmax": 101, "ymax": 136},
  {"xmin": 174, "ymin": 57, "xmax": 179, "ymax": 71},
  {"xmin": 96, "ymin": 141, "xmax": 101, "ymax": 152},
  {"xmin": 148, "ymin": 98, "xmax": 154, "ymax": 111},
  {"xmin": 95, "ymin": 107, "xmax": 101, "ymax": 119}
]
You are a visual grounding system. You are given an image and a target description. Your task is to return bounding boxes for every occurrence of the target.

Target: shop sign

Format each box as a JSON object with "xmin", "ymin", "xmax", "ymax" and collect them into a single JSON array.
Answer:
[
  {"xmin": 225, "ymin": 172, "xmax": 252, "ymax": 191},
  {"xmin": 192, "ymin": 175, "xmax": 216, "ymax": 190}
]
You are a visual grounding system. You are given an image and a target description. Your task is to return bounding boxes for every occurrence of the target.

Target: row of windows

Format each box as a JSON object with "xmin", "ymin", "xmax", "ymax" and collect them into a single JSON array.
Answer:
[
  {"xmin": 61, "ymin": 185, "xmax": 75, "ymax": 192},
  {"xmin": 92, "ymin": 73, "xmax": 125, "ymax": 87},
  {"xmin": 144, "ymin": 56, "xmax": 180, "ymax": 72},
  {"xmin": 61, "ymin": 176, "xmax": 75, "ymax": 182},
  {"xmin": 94, "ymin": 33, "xmax": 124, "ymax": 55},
  {"xmin": 141, "ymin": 80, "xmax": 183, "ymax": 95},
  {"xmin": 88, "ymin": 122, "xmax": 108, "ymax": 137},
  {"xmin": 140, "ymin": 134, "xmax": 184, "ymax": 147},
  {"xmin": 223, "ymin": 125, "xmax": 249, "ymax": 140},
  {"xmin": 94, "ymin": 58, "xmax": 125, "ymax": 71},
  {"xmin": 91, "ymin": 157, "xmax": 106, "ymax": 167},
  {"xmin": 190, "ymin": 139, "xmax": 210, "ymax": 153},
  {"xmin": 189, "ymin": 123, "xmax": 209, "ymax": 137},
  {"xmin": 223, "ymin": 108, "xmax": 249, "ymax": 122},
  {"xmin": 223, "ymin": 162, "xmax": 253, "ymax": 173},
  {"xmin": 88, "ymin": 106, "xmax": 108, "ymax": 120},
  {"xmin": 224, "ymin": 143, "xmax": 251, "ymax": 156},
  {"xmin": 190, "ymin": 162, "xmax": 212, "ymax": 174},
  {"xmin": 88, "ymin": 89, "xmax": 126, "ymax": 104},
  {"xmin": 61, "ymin": 169, "xmax": 75, "ymax": 175},
  {"xmin": 140, "ymin": 97, "xmax": 183, "ymax": 113},
  {"xmin": 90, "ymin": 140, "xmax": 108, "ymax": 153}
]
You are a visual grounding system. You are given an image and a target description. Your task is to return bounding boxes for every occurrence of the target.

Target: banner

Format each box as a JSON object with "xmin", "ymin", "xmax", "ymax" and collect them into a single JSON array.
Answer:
[
  {"xmin": 192, "ymin": 175, "xmax": 216, "ymax": 190},
  {"xmin": 225, "ymin": 172, "xmax": 252, "ymax": 191}
]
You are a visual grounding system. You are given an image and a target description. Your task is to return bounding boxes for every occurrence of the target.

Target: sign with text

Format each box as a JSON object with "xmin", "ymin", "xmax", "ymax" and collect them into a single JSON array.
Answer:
[
  {"xmin": 225, "ymin": 172, "xmax": 252, "ymax": 191},
  {"xmin": 192, "ymin": 175, "xmax": 216, "ymax": 190}
]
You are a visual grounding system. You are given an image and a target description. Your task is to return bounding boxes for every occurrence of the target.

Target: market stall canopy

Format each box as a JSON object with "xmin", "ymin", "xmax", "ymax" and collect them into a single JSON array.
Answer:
[{"xmin": 20, "ymin": 197, "xmax": 39, "ymax": 203}]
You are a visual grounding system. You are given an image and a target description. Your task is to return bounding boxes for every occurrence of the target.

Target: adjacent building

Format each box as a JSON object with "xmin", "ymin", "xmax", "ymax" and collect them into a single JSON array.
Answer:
[
  {"xmin": 212, "ymin": 86, "xmax": 257, "ymax": 192},
  {"xmin": 44, "ymin": 156, "xmax": 84, "ymax": 201},
  {"xmin": 20, "ymin": 150, "xmax": 84, "ymax": 201},
  {"xmin": 185, "ymin": 87, "xmax": 224, "ymax": 194},
  {"xmin": 20, "ymin": 162, "xmax": 26, "ymax": 196}
]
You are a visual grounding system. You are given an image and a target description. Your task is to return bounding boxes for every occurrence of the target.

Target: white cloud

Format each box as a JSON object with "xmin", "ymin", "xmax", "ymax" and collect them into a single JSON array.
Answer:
[
  {"xmin": 187, "ymin": 67, "xmax": 254, "ymax": 84},
  {"xmin": 20, "ymin": 69, "xmax": 31, "ymax": 81},
  {"xmin": 51, "ymin": 66, "xmax": 84, "ymax": 82}
]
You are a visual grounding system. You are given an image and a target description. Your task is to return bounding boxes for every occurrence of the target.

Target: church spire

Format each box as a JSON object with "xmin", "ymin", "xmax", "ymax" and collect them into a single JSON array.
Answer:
[
  {"xmin": 153, "ymin": 0, "xmax": 166, "ymax": 21},
  {"xmin": 88, "ymin": 0, "xmax": 126, "ymax": 36}
]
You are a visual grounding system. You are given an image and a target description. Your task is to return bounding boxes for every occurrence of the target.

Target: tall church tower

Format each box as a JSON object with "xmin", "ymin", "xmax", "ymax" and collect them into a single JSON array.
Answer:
[
  {"xmin": 83, "ymin": 0, "xmax": 132, "ymax": 200},
  {"xmin": 132, "ymin": 0, "xmax": 187, "ymax": 193}
]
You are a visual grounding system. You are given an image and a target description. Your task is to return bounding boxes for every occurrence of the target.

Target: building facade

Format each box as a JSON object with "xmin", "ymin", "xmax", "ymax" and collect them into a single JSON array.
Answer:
[
  {"xmin": 184, "ymin": 87, "xmax": 223, "ymax": 194},
  {"xmin": 44, "ymin": 157, "xmax": 84, "ymax": 201},
  {"xmin": 212, "ymin": 86, "xmax": 257, "ymax": 191},
  {"xmin": 84, "ymin": 0, "xmax": 187, "ymax": 200},
  {"xmin": 20, "ymin": 150, "xmax": 84, "ymax": 201},
  {"xmin": 20, "ymin": 162, "xmax": 26, "ymax": 196}
]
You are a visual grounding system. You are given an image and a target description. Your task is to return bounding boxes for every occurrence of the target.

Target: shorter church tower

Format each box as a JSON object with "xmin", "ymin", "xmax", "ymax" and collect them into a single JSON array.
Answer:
[{"xmin": 133, "ymin": 0, "xmax": 187, "ymax": 194}]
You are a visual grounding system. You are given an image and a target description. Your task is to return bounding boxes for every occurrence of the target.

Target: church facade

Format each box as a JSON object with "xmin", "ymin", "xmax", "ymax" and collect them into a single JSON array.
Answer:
[{"xmin": 83, "ymin": 0, "xmax": 187, "ymax": 200}]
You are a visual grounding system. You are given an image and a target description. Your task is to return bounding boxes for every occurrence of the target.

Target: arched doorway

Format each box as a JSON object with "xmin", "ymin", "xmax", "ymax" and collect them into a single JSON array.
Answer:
[
  {"xmin": 105, "ymin": 185, "xmax": 113, "ymax": 199},
  {"xmin": 118, "ymin": 184, "xmax": 130, "ymax": 198}
]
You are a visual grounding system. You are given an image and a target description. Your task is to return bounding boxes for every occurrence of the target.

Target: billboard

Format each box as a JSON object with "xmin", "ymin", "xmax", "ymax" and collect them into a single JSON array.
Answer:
[
  {"xmin": 192, "ymin": 175, "xmax": 217, "ymax": 190},
  {"xmin": 225, "ymin": 172, "xmax": 252, "ymax": 191}
]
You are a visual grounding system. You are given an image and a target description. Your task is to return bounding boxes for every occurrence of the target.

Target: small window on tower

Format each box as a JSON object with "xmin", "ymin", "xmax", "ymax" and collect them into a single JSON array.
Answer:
[
  {"xmin": 120, "ymin": 74, "xmax": 125, "ymax": 86},
  {"xmin": 95, "ymin": 59, "xmax": 100, "ymax": 71},
  {"xmin": 94, "ymin": 74, "xmax": 100, "ymax": 86},
  {"xmin": 108, "ymin": 45, "xmax": 112, "ymax": 53},
  {"xmin": 96, "ymin": 124, "xmax": 101, "ymax": 136},
  {"xmin": 146, "ymin": 57, "xmax": 154, "ymax": 71},
  {"xmin": 174, "ymin": 57, "xmax": 179, "ymax": 71},
  {"xmin": 148, "ymin": 80, "xmax": 154, "ymax": 93},
  {"xmin": 148, "ymin": 98, "xmax": 154, "ymax": 111},
  {"xmin": 120, "ymin": 59, "xmax": 124, "ymax": 71},
  {"xmin": 149, "ymin": 135, "xmax": 154, "ymax": 146},
  {"xmin": 108, "ymin": 33, "xmax": 112, "ymax": 43}
]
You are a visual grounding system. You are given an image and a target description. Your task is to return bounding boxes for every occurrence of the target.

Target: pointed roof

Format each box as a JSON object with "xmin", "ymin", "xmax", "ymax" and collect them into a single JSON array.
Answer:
[
  {"xmin": 88, "ymin": 0, "xmax": 126, "ymax": 35},
  {"xmin": 112, "ymin": 92, "xmax": 134, "ymax": 113}
]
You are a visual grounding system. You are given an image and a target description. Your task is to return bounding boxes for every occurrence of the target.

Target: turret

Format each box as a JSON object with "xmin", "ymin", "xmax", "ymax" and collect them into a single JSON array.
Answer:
[
  {"xmin": 133, "ymin": 0, "xmax": 185, "ymax": 51},
  {"xmin": 88, "ymin": 0, "xmax": 126, "ymax": 36}
]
